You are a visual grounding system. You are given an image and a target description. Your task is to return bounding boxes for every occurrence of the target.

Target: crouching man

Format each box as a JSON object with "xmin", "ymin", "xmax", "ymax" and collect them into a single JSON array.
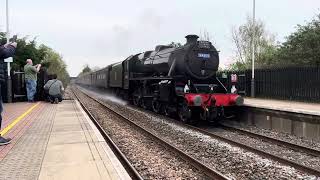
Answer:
[{"xmin": 44, "ymin": 74, "xmax": 64, "ymax": 104}]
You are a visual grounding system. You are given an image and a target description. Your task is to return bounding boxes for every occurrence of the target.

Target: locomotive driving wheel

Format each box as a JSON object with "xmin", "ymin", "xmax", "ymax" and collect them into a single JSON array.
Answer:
[
  {"xmin": 164, "ymin": 105, "xmax": 170, "ymax": 116},
  {"xmin": 152, "ymin": 100, "xmax": 161, "ymax": 113},
  {"xmin": 178, "ymin": 101, "xmax": 192, "ymax": 123},
  {"xmin": 141, "ymin": 98, "xmax": 148, "ymax": 109},
  {"xmin": 207, "ymin": 107, "xmax": 218, "ymax": 123},
  {"xmin": 162, "ymin": 104, "xmax": 171, "ymax": 117},
  {"xmin": 201, "ymin": 107, "xmax": 218, "ymax": 123},
  {"xmin": 133, "ymin": 95, "xmax": 141, "ymax": 107}
]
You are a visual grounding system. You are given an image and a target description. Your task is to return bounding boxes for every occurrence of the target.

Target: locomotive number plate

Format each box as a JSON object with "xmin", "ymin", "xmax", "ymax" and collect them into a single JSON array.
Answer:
[{"xmin": 198, "ymin": 53, "xmax": 210, "ymax": 59}]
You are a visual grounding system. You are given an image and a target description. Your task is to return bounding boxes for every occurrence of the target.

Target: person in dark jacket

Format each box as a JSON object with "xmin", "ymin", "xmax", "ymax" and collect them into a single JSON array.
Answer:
[{"xmin": 0, "ymin": 41, "xmax": 17, "ymax": 146}]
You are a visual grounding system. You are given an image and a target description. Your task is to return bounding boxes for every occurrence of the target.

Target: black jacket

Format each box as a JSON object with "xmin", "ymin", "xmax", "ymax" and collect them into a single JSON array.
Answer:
[{"xmin": 0, "ymin": 44, "xmax": 16, "ymax": 83}]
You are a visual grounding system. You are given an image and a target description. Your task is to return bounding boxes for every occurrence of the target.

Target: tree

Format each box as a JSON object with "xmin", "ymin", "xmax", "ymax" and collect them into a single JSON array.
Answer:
[
  {"xmin": 230, "ymin": 16, "xmax": 277, "ymax": 70},
  {"xmin": 78, "ymin": 64, "xmax": 92, "ymax": 76},
  {"xmin": 41, "ymin": 45, "xmax": 70, "ymax": 86},
  {"xmin": 199, "ymin": 29, "xmax": 217, "ymax": 48},
  {"xmin": 0, "ymin": 34, "xmax": 45, "ymax": 70},
  {"xmin": 168, "ymin": 42, "xmax": 182, "ymax": 48},
  {"xmin": 199, "ymin": 29, "xmax": 217, "ymax": 46},
  {"xmin": 276, "ymin": 13, "xmax": 320, "ymax": 67},
  {"xmin": 228, "ymin": 61, "xmax": 248, "ymax": 71},
  {"xmin": 0, "ymin": 33, "xmax": 70, "ymax": 86},
  {"xmin": 200, "ymin": 30, "xmax": 211, "ymax": 41}
]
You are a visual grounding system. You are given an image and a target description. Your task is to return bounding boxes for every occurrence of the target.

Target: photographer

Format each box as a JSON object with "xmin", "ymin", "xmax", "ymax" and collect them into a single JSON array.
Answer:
[
  {"xmin": 24, "ymin": 59, "xmax": 41, "ymax": 102},
  {"xmin": 0, "ymin": 41, "xmax": 17, "ymax": 146},
  {"xmin": 43, "ymin": 74, "xmax": 64, "ymax": 104}
]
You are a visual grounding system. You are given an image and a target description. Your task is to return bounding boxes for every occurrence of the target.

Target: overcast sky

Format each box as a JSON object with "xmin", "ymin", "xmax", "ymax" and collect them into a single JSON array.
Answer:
[{"xmin": 0, "ymin": 0, "xmax": 319, "ymax": 76}]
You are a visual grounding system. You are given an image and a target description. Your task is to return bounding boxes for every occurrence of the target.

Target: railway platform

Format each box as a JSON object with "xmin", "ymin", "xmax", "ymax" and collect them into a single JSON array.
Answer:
[
  {"xmin": 244, "ymin": 98, "xmax": 320, "ymax": 116},
  {"xmin": 240, "ymin": 98, "xmax": 320, "ymax": 140},
  {"xmin": 0, "ymin": 100, "xmax": 131, "ymax": 180}
]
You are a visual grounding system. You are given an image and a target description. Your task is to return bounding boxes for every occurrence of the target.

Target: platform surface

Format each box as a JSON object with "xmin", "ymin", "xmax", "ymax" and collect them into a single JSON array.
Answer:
[
  {"xmin": 0, "ymin": 100, "xmax": 131, "ymax": 180},
  {"xmin": 244, "ymin": 98, "xmax": 320, "ymax": 116}
]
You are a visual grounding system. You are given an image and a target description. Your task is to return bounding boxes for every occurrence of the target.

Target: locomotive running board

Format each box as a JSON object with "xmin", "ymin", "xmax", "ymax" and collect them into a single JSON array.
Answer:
[
  {"xmin": 224, "ymin": 115, "xmax": 235, "ymax": 119},
  {"xmin": 129, "ymin": 77, "xmax": 174, "ymax": 80}
]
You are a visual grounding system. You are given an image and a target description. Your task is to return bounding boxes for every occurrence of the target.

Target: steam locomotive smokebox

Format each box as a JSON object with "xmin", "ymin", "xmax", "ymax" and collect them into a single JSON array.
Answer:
[{"xmin": 180, "ymin": 35, "xmax": 219, "ymax": 79}]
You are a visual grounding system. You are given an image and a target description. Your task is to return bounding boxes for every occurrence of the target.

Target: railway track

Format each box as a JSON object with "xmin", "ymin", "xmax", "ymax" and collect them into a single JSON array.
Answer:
[
  {"xmin": 219, "ymin": 124, "xmax": 320, "ymax": 157},
  {"xmin": 187, "ymin": 125, "xmax": 320, "ymax": 177},
  {"xmin": 110, "ymin": 97, "xmax": 320, "ymax": 176},
  {"xmin": 122, "ymin": 98, "xmax": 320, "ymax": 176},
  {"xmin": 72, "ymin": 87, "xmax": 230, "ymax": 180},
  {"xmin": 119, "ymin": 99, "xmax": 320, "ymax": 176},
  {"xmin": 74, "ymin": 86, "xmax": 319, "ymax": 178}
]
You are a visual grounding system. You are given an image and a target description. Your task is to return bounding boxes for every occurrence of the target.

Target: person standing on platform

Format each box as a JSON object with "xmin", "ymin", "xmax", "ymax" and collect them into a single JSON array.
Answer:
[
  {"xmin": 24, "ymin": 59, "xmax": 41, "ymax": 102},
  {"xmin": 0, "ymin": 41, "xmax": 17, "ymax": 145},
  {"xmin": 43, "ymin": 74, "xmax": 64, "ymax": 104}
]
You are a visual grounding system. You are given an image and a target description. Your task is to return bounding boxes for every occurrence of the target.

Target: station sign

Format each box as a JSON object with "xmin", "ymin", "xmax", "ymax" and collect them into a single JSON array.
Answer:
[{"xmin": 4, "ymin": 57, "xmax": 13, "ymax": 63}]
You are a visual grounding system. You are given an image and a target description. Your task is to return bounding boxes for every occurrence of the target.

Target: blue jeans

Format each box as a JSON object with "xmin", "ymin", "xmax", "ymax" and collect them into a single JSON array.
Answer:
[
  {"xmin": 26, "ymin": 79, "xmax": 37, "ymax": 101},
  {"xmin": 49, "ymin": 94, "xmax": 63, "ymax": 102}
]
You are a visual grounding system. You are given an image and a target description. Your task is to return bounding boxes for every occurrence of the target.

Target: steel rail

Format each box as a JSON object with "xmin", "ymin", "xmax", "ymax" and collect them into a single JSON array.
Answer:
[
  {"xmin": 106, "ymin": 96, "xmax": 320, "ymax": 177},
  {"xmin": 184, "ymin": 124, "xmax": 320, "ymax": 177},
  {"xmin": 72, "ymin": 88, "xmax": 144, "ymax": 180},
  {"xmin": 74, "ymin": 87, "xmax": 230, "ymax": 180},
  {"xmin": 125, "ymin": 102, "xmax": 320, "ymax": 176},
  {"xmin": 220, "ymin": 124, "xmax": 320, "ymax": 157}
]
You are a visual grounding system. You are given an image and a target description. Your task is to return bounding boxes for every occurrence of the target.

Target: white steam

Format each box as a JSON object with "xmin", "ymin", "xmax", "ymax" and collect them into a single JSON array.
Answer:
[{"xmin": 77, "ymin": 86, "xmax": 127, "ymax": 105}]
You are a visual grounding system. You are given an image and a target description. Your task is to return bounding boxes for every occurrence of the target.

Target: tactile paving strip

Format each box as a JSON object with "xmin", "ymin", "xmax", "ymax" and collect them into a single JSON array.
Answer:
[
  {"xmin": 0, "ymin": 104, "xmax": 56, "ymax": 180},
  {"xmin": 1, "ymin": 103, "xmax": 35, "ymax": 131},
  {"xmin": 0, "ymin": 103, "xmax": 48, "ymax": 159}
]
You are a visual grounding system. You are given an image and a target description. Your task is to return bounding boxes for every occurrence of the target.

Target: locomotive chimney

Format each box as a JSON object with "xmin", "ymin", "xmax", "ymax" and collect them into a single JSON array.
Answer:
[{"xmin": 185, "ymin": 34, "xmax": 199, "ymax": 44}]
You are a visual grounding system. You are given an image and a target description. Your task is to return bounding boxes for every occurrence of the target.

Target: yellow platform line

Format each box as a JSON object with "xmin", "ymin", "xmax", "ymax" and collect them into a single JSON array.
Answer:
[{"xmin": 0, "ymin": 102, "xmax": 40, "ymax": 136}]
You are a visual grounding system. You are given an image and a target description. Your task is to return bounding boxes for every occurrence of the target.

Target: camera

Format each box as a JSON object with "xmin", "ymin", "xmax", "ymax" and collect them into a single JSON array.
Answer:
[{"xmin": 9, "ymin": 35, "xmax": 17, "ymax": 43}]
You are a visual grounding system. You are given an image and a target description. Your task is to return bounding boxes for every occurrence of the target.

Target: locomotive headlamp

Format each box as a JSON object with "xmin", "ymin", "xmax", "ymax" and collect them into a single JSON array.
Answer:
[
  {"xmin": 193, "ymin": 95, "xmax": 203, "ymax": 106},
  {"xmin": 235, "ymin": 96, "xmax": 244, "ymax": 106},
  {"xmin": 228, "ymin": 95, "xmax": 244, "ymax": 106}
]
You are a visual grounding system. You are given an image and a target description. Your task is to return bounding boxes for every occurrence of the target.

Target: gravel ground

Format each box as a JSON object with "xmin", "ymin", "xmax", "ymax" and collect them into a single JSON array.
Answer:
[
  {"xmin": 63, "ymin": 86, "xmax": 74, "ymax": 100},
  {"xmin": 73, "ymin": 87, "xmax": 210, "ymax": 180},
  {"xmin": 222, "ymin": 120, "xmax": 320, "ymax": 152},
  {"xmin": 203, "ymin": 127, "xmax": 320, "ymax": 170},
  {"xmin": 78, "ymin": 86, "xmax": 317, "ymax": 179}
]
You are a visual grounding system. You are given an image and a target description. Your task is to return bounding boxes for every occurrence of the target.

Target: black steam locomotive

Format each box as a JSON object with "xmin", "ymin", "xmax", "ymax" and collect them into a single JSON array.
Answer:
[{"xmin": 77, "ymin": 35, "xmax": 243, "ymax": 123}]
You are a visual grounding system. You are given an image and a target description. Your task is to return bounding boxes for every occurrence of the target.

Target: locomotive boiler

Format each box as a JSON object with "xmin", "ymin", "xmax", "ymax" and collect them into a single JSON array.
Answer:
[
  {"xmin": 130, "ymin": 35, "xmax": 219, "ymax": 80},
  {"xmin": 77, "ymin": 34, "xmax": 243, "ymax": 124}
]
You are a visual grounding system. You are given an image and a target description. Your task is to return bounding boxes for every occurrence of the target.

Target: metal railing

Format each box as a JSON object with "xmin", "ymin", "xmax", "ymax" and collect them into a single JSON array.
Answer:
[{"xmin": 218, "ymin": 67, "xmax": 320, "ymax": 102}]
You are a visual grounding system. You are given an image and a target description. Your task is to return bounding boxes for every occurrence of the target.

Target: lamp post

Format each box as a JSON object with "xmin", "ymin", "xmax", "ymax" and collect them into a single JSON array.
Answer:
[
  {"xmin": 5, "ymin": 0, "xmax": 12, "ymax": 103},
  {"xmin": 250, "ymin": 0, "xmax": 256, "ymax": 97},
  {"xmin": 6, "ymin": 0, "xmax": 10, "ymax": 44}
]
